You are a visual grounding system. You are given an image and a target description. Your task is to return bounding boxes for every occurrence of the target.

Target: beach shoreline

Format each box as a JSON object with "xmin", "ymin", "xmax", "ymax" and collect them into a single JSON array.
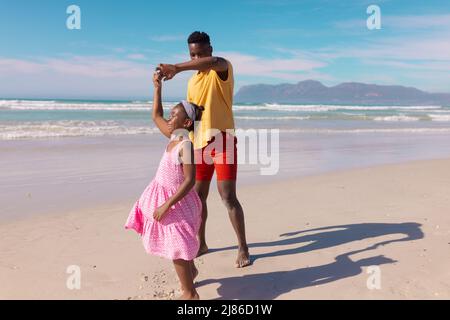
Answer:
[
  {"xmin": 1, "ymin": 157, "xmax": 449, "ymax": 300},
  {"xmin": 3, "ymin": 131, "xmax": 450, "ymax": 223}
]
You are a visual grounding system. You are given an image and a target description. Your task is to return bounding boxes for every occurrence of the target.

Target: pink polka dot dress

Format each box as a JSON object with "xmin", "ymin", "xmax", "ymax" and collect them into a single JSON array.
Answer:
[{"xmin": 125, "ymin": 138, "xmax": 202, "ymax": 261}]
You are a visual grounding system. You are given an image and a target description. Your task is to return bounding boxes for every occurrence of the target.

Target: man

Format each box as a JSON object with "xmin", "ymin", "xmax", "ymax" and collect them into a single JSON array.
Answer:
[{"xmin": 158, "ymin": 31, "xmax": 250, "ymax": 268}]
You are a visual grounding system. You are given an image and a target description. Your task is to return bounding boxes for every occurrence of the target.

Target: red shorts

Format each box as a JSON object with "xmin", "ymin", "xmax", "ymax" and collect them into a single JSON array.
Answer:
[{"xmin": 195, "ymin": 132, "xmax": 238, "ymax": 181}]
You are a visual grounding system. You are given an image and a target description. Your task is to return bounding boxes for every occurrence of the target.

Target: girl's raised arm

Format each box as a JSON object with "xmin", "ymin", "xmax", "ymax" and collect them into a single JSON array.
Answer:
[{"xmin": 152, "ymin": 72, "xmax": 171, "ymax": 138}]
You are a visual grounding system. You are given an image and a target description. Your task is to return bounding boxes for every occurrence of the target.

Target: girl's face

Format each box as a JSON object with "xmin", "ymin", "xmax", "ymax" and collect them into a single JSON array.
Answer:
[{"xmin": 167, "ymin": 104, "xmax": 192, "ymax": 134}]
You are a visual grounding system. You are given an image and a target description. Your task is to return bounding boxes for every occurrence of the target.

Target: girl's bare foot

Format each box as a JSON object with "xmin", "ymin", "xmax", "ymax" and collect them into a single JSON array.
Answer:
[
  {"xmin": 173, "ymin": 259, "xmax": 199, "ymax": 300},
  {"xmin": 177, "ymin": 290, "xmax": 200, "ymax": 300}
]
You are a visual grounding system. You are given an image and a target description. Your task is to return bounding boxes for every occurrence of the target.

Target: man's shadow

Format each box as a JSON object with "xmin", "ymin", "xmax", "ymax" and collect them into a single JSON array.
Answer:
[
  {"xmin": 209, "ymin": 222, "xmax": 424, "ymax": 263},
  {"xmin": 197, "ymin": 222, "xmax": 424, "ymax": 299}
]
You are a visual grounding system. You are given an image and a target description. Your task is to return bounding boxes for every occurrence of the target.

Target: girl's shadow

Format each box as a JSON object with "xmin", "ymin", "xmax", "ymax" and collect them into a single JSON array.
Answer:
[{"xmin": 198, "ymin": 222, "xmax": 423, "ymax": 299}]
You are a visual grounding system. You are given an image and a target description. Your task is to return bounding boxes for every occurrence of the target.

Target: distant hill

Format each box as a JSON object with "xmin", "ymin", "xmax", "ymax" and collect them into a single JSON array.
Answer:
[{"xmin": 234, "ymin": 80, "xmax": 450, "ymax": 105}]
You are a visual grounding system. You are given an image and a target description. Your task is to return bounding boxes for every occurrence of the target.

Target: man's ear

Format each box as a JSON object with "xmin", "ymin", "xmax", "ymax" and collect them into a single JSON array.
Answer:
[{"xmin": 209, "ymin": 45, "xmax": 213, "ymax": 55}]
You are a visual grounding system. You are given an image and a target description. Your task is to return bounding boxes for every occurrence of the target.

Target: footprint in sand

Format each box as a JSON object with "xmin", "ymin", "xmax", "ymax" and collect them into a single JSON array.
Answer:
[
  {"xmin": 131, "ymin": 270, "xmax": 176, "ymax": 300},
  {"xmin": 140, "ymin": 273, "xmax": 149, "ymax": 282}
]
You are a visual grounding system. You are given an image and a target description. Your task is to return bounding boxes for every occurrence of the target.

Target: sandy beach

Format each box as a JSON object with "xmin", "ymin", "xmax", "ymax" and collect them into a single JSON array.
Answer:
[
  {"xmin": 3, "ymin": 0, "xmax": 450, "ymax": 303},
  {"xmin": 1, "ymin": 157, "xmax": 449, "ymax": 300}
]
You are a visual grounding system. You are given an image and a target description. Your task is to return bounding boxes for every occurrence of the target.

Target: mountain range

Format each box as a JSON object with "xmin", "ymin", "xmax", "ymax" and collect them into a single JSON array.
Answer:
[{"xmin": 234, "ymin": 80, "xmax": 450, "ymax": 105}]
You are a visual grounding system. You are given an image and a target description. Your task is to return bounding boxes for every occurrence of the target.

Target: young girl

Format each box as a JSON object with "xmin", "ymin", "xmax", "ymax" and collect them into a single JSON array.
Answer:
[{"xmin": 125, "ymin": 71, "xmax": 203, "ymax": 300}]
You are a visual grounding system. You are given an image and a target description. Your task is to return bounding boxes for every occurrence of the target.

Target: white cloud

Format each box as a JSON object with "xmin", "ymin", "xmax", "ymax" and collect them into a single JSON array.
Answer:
[
  {"xmin": 311, "ymin": 28, "xmax": 450, "ymax": 92},
  {"xmin": 46, "ymin": 56, "xmax": 150, "ymax": 78},
  {"xmin": 361, "ymin": 59, "xmax": 450, "ymax": 72},
  {"xmin": 335, "ymin": 14, "xmax": 450, "ymax": 30},
  {"xmin": 317, "ymin": 36, "xmax": 450, "ymax": 62},
  {"xmin": 149, "ymin": 34, "xmax": 186, "ymax": 42},
  {"xmin": 0, "ymin": 51, "xmax": 330, "ymax": 98},
  {"xmin": 127, "ymin": 54, "xmax": 147, "ymax": 61},
  {"xmin": 385, "ymin": 14, "xmax": 450, "ymax": 29},
  {"xmin": 0, "ymin": 56, "xmax": 165, "ymax": 98},
  {"xmin": 217, "ymin": 51, "xmax": 327, "ymax": 77},
  {"xmin": 3, "ymin": 24, "xmax": 450, "ymax": 99},
  {"xmin": 0, "ymin": 58, "xmax": 45, "ymax": 74}
]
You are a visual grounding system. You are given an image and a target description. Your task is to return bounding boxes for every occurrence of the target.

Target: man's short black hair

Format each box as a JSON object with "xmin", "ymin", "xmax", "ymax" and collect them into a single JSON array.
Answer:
[{"xmin": 188, "ymin": 31, "xmax": 211, "ymax": 45}]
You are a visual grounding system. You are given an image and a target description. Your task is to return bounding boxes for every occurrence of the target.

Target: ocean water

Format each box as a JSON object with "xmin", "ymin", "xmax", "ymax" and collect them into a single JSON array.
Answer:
[
  {"xmin": 1, "ymin": 99, "xmax": 450, "ymax": 139},
  {"xmin": 2, "ymin": 99, "xmax": 450, "ymax": 220}
]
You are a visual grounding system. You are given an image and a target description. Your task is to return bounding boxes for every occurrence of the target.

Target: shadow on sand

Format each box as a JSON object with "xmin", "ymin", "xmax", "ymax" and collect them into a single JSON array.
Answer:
[{"xmin": 197, "ymin": 222, "xmax": 424, "ymax": 299}]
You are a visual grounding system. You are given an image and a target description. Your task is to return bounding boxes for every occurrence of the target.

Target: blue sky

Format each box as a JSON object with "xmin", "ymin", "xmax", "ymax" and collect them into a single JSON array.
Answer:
[{"xmin": 1, "ymin": 0, "xmax": 450, "ymax": 99}]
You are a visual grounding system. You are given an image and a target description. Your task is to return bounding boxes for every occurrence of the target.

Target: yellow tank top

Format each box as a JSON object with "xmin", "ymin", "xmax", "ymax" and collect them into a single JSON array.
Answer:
[{"xmin": 187, "ymin": 60, "xmax": 235, "ymax": 149}]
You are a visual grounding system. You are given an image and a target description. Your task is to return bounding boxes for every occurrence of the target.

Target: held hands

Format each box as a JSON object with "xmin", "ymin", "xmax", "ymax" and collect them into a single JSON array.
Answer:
[
  {"xmin": 157, "ymin": 64, "xmax": 178, "ymax": 81},
  {"xmin": 153, "ymin": 202, "xmax": 170, "ymax": 221},
  {"xmin": 153, "ymin": 71, "xmax": 162, "ymax": 89}
]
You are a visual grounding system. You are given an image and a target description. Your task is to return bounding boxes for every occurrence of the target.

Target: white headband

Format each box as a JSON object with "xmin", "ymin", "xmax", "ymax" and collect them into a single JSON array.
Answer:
[{"xmin": 181, "ymin": 100, "xmax": 196, "ymax": 121}]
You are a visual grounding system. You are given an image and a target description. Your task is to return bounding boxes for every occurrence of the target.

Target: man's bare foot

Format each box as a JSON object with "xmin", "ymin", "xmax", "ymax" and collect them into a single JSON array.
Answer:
[
  {"xmin": 177, "ymin": 290, "xmax": 200, "ymax": 300},
  {"xmin": 235, "ymin": 247, "xmax": 251, "ymax": 268},
  {"xmin": 197, "ymin": 243, "xmax": 209, "ymax": 257}
]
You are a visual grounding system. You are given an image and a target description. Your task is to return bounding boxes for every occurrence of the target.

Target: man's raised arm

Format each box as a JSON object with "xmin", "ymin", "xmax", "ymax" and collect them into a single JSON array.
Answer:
[{"xmin": 158, "ymin": 57, "xmax": 228, "ymax": 81}]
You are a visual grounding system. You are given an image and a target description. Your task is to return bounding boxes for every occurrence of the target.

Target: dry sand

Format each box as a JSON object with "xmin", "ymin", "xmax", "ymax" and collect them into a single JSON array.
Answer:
[{"xmin": 1, "ymin": 158, "xmax": 449, "ymax": 300}]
